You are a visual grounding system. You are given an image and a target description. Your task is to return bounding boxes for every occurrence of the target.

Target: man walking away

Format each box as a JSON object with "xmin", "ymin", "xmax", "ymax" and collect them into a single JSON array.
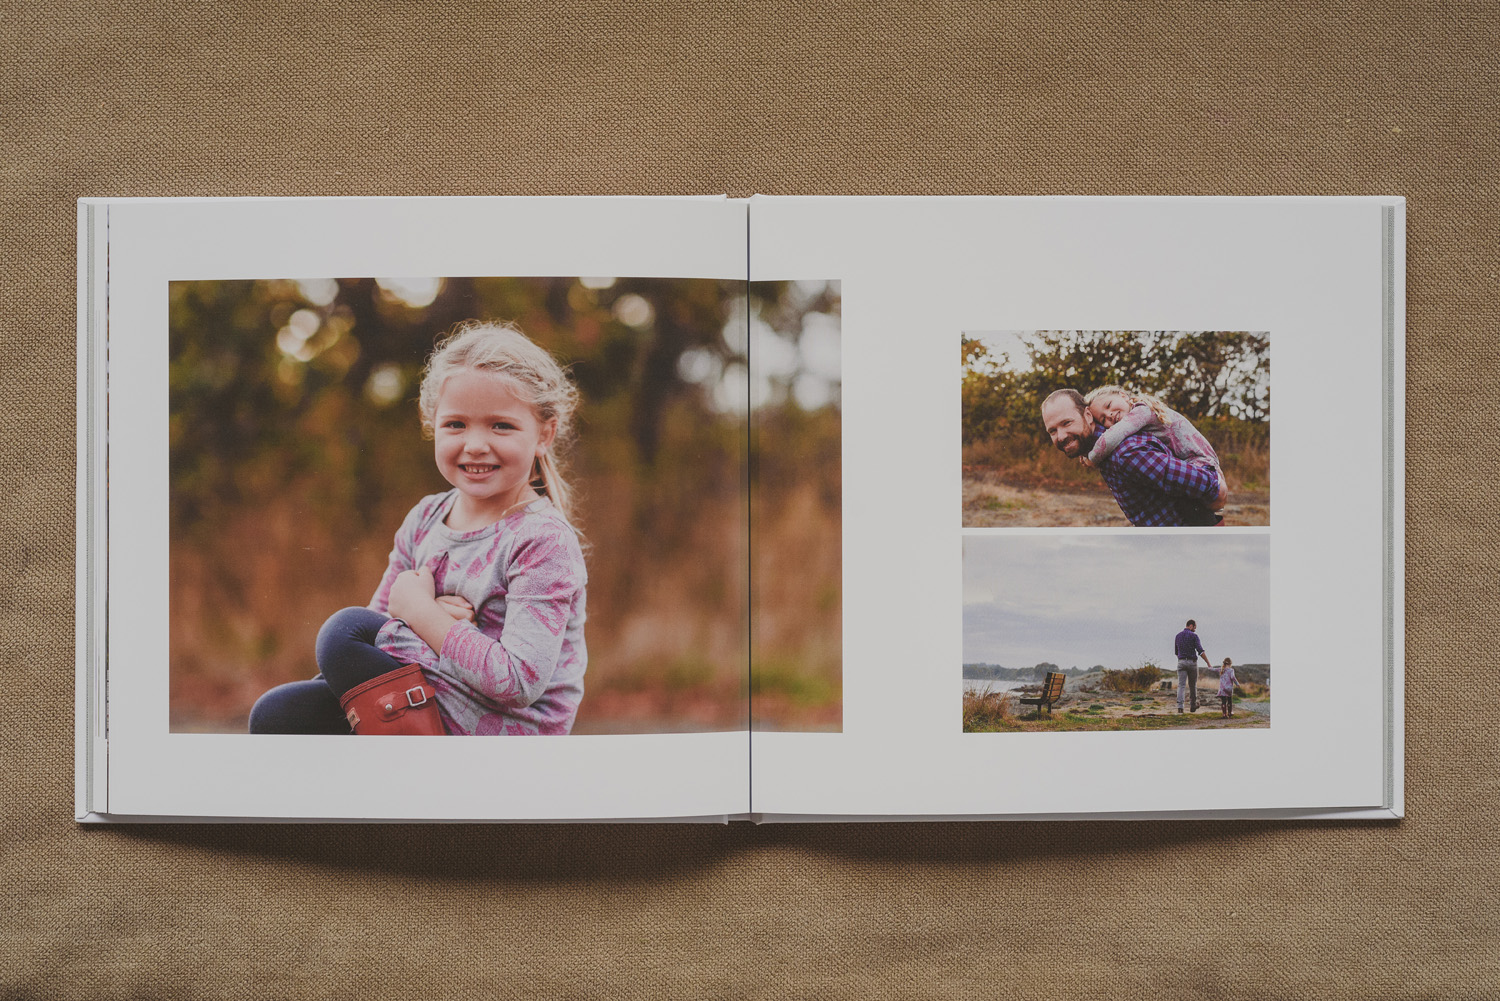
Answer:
[{"xmin": 1175, "ymin": 619, "xmax": 1213, "ymax": 713}]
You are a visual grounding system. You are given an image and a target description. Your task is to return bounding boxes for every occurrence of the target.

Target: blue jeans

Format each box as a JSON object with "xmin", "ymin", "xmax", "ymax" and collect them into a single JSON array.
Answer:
[{"xmin": 247, "ymin": 607, "xmax": 405, "ymax": 734}]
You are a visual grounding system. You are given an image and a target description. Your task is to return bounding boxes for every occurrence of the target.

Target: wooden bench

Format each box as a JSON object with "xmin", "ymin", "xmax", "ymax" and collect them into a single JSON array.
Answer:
[{"xmin": 1018, "ymin": 671, "xmax": 1067, "ymax": 717}]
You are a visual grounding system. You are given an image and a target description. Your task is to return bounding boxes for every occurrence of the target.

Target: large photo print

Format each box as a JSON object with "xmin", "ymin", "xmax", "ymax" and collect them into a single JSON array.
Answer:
[{"xmin": 168, "ymin": 276, "xmax": 842, "ymax": 735}]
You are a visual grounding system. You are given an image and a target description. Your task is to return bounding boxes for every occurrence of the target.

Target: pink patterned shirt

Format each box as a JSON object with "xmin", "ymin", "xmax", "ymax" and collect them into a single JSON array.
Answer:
[
  {"xmin": 1088, "ymin": 402, "xmax": 1222, "ymax": 474},
  {"xmin": 1216, "ymin": 666, "xmax": 1238, "ymax": 697},
  {"xmin": 369, "ymin": 491, "xmax": 588, "ymax": 735}
]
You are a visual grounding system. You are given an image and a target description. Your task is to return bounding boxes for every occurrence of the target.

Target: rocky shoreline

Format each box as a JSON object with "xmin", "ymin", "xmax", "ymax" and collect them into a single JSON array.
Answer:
[{"xmin": 966, "ymin": 669, "xmax": 1271, "ymax": 731}]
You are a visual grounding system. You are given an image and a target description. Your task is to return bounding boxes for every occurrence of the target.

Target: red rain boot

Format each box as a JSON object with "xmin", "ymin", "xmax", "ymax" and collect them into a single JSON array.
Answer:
[{"xmin": 339, "ymin": 663, "xmax": 445, "ymax": 735}]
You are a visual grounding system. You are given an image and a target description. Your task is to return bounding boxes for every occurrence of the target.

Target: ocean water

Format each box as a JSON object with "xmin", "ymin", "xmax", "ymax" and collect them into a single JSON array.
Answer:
[{"xmin": 962, "ymin": 679, "xmax": 1029, "ymax": 695}]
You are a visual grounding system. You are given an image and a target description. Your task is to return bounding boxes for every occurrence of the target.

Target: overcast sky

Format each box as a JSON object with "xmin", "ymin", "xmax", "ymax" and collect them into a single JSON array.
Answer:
[{"xmin": 963, "ymin": 533, "xmax": 1271, "ymax": 669}]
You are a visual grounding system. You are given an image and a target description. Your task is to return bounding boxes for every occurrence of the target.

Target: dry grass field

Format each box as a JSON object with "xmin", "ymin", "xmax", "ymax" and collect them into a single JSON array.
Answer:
[{"xmin": 961, "ymin": 471, "xmax": 1272, "ymax": 527}]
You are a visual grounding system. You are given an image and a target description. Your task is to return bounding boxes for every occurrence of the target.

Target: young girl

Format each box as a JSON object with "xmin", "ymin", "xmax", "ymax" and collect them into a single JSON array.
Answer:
[
  {"xmin": 1081, "ymin": 385, "xmax": 1227, "ymax": 508},
  {"xmin": 249, "ymin": 321, "xmax": 588, "ymax": 736},
  {"xmin": 1217, "ymin": 657, "xmax": 1238, "ymax": 718}
]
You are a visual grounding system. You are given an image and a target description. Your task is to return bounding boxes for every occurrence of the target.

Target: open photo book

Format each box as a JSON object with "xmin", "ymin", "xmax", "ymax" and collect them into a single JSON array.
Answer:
[{"xmin": 75, "ymin": 195, "xmax": 1404, "ymax": 822}]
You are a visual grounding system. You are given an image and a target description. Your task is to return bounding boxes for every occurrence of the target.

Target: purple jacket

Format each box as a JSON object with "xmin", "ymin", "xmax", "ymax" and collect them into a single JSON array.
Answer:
[{"xmin": 1174, "ymin": 627, "xmax": 1205, "ymax": 663}]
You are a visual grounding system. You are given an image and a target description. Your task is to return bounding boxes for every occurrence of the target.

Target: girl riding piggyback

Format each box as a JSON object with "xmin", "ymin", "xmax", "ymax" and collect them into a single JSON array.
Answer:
[
  {"xmin": 1082, "ymin": 385, "xmax": 1227, "ymax": 508},
  {"xmin": 249, "ymin": 321, "xmax": 588, "ymax": 737}
]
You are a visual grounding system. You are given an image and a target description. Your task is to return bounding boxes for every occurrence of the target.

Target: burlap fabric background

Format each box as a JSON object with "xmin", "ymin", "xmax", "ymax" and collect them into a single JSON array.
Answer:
[{"xmin": 4, "ymin": 3, "xmax": 1493, "ymax": 997}]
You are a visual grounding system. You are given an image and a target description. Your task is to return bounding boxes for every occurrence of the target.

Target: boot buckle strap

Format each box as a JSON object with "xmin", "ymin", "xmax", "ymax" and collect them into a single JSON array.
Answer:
[{"xmin": 377, "ymin": 685, "xmax": 431, "ymax": 720}]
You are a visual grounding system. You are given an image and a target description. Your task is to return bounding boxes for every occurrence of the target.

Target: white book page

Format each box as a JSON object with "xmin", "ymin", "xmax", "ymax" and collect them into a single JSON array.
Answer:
[
  {"xmin": 750, "ymin": 195, "xmax": 1402, "ymax": 818},
  {"xmin": 93, "ymin": 196, "xmax": 750, "ymax": 821}
]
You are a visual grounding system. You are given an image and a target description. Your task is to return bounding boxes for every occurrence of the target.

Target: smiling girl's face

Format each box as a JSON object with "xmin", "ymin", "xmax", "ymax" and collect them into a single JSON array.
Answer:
[
  {"xmin": 1087, "ymin": 393, "xmax": 1134, "ymax": 429},
  {"xmin": 433, "ymin": 367, "xmax": 557, "ymax": 526}
]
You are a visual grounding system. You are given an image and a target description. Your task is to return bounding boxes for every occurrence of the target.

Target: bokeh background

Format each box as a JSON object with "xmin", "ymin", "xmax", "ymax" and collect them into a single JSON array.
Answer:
[
  {"xmin": 961, "ymin": 329, "xmax": 1271, "ymax": 526},
  {"xmin": 168, "ymin": 275, "xmax": 842, "ymax": 733}
]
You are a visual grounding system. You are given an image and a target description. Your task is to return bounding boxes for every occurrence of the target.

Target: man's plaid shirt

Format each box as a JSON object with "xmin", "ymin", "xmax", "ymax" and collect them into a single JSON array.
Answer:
[{"xmin": 1094, "ymin": 431, "xmax": 1221, "ymax": 526}]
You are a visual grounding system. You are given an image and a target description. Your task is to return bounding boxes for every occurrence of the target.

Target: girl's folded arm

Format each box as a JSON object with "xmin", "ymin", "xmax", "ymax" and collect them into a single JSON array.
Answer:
[
  {"xmin": 437, "ymin": 529, "xmax": 585, "ymax": 708},
  {"xmin": 438, "ymin": 592, "xmax": 580, "ymax": 708},
  {"xmin": 368, "ymin": 555, "xmax": 408, "ymax": 615},
  {"xmin": 368, "ymin": 497, "xmax": 440, "ymax": 613}
]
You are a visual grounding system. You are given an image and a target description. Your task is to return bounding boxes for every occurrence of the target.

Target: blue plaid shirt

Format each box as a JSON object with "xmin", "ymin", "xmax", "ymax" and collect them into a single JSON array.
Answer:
[{"xmin": 1092, "ymin": 430, "xmax": 1221, "ymax": 527}]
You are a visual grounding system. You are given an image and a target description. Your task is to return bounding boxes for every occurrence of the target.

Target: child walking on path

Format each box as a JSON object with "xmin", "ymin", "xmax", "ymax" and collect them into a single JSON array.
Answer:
[
  {"xmin": 1082, "ymin": 385, "xmax": 1227, "ymax": 517},
  {"xmin": 1217, "ymin": 657, "xmax": 1238, "ymax": 718},
  {"xmin": 249, "ymin": 321, "xmax": 589, "ymax": 736}
]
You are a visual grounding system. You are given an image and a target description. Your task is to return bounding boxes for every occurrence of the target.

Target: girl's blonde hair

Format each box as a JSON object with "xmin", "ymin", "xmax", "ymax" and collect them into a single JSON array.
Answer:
[
  {"xmin": 418, "ymin": 321, "xmax": 580, "ymax": 521},
  {"xmin": 1083, "ymin": 384, "xmax": 1175, "ymax": 425}
]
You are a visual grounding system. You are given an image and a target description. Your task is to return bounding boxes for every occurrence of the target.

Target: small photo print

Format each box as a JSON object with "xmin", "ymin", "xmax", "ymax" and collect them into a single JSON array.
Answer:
[
  {"xmin": 962, "ymin": 533, "xmax": 1270, "ymax": 732},
  {"xmin": 961, "ymin": 330, "xmax": 1270, "ymax": 527}
]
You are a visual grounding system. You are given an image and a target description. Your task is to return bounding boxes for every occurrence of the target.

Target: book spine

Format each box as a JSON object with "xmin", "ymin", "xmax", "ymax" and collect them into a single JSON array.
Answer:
[
  {"xmin": 1382, "ymin": 200, "xmax": 1406, "ymax": 819},
  {"xmin": 75, "ymin": 201, "xmax": 109, "ymax": 821}
]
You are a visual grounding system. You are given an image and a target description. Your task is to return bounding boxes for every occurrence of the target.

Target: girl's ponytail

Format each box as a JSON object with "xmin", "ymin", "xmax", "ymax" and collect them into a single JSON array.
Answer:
[
  {"xmin": 1134, "ymin": 392, "xmax": 1176, "ymax": 426},
  {"xmin": 531, "ymin": 450, "xmax": 573, "ymax": 524}
]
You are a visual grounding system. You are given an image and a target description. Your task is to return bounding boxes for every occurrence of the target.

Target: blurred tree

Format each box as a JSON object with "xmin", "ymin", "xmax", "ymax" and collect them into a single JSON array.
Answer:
[
  {"xmin": 960, "ymin": 330, "xmax": 1270, "ymax": 450},
  {"xmin": 960, "ymin": 336, "xmax": 1014, "ymax": 445}
]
